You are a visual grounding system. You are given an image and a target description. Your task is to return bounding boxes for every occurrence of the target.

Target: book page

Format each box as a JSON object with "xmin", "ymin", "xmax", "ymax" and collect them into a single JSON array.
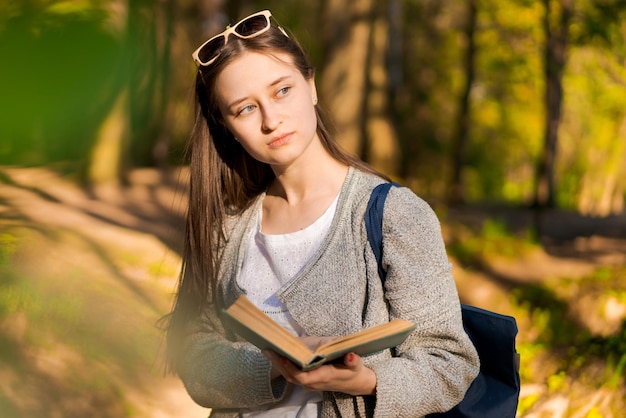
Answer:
[
  {"xmin": 315, "ymin": 319, "xmax": 415, "ymax": 357},
  {"xmin": 223, "ymin": 296, "xmax": 314, "ymax": 365}
]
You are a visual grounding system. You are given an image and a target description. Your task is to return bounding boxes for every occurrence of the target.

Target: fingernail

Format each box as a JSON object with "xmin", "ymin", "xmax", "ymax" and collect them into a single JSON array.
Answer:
[{"xmin": 348, "ymin": 353, "xmax": 355, "ymax": 362}]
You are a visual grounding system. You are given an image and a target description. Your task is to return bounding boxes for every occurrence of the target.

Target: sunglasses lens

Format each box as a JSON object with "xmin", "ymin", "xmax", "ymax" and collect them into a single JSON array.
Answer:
[
  {"xmin": 235, "ymin": 15, "xmax": 270, "ymax": 37},
  {"xmin": 198, "ymin": 36, "xmax": 225, "ymax": 64}
]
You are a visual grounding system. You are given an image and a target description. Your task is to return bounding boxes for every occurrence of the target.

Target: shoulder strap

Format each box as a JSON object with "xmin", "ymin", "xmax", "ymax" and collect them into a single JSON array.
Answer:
[{"xmin": 365, "ymin": 182, "xmax": 397, "ymax": 281}]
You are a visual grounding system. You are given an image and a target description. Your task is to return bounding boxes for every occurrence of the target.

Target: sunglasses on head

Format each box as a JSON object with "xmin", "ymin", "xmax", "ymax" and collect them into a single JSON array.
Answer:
[{"xmin": 192, "ymin": 10, "xmax": 288, "ymax": 67}]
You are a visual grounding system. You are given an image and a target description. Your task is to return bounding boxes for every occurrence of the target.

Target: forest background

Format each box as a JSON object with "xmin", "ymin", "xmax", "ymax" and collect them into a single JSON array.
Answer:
[{"xmin": 1, "ymin": 0, "xmax": 625, "ymax": 417}]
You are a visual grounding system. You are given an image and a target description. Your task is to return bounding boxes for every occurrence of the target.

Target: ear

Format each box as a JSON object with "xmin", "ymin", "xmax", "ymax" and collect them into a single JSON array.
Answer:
[{"xmin": 308, "ymin": 77, "xmax": 318, "ymax": 105}]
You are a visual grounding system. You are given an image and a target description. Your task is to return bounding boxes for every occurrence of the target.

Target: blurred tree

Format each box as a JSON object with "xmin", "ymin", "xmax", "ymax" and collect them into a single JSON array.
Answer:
[
  {"xmin": 363, "ymin": 0, "xmax": 400, "ymax": 176},
  {"xmin": 466, "ymin": 0, "xmax": 544, "ymax": 203},
  {"xmin": 129, "ymin": 0, "xmax": 175, "ymax": 170},
  {"xmin": 393, "ymin": 0, "xmax": 466, "ymax": 196},
  {"xmin": 87, "ymin": 0, "xmax": 174, "ymax": 184},
  {"xmin": 3, "ymin": 0, "xmax": 625, "ymax": 213},
  {"xmin": 87, "ymin": 90, "xmax": 130, "ymax": 184},
  {"xmin": 448, "ymin": 0, "xmax": 477, "ymax": 205},
  {"xmin": 0, "ymin": 1, "xmax": 123, "ymax": 168},
  {"xmin": 534, "ymin": 0, "xmax": 573, "ymax": 208},
  {"xmin": 320, "ymin": 0, "xmax": 374, "ymax": 158},
  {"xmin": 0, "ymin": 0, "xmax": 183, "ymax": 184},
  {"xmin": 318, "ymin": 0, "xmax": 399, "ymax": 175},
  {"xmin": 565, "ymin": 0, "xmax": 626, "ymax": 215}
]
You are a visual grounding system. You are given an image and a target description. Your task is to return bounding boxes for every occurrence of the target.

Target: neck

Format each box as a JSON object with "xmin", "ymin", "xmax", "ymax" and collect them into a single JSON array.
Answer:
[{"xmin": 268, "ymin": 150, "xmax": 348, "ymax": 206}]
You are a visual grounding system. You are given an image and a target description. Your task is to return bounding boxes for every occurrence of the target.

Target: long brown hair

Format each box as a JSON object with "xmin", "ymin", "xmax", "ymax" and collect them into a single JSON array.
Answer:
[{"xmin": 165, "ymin": 18, "xmax": 385, "ymax": 372}]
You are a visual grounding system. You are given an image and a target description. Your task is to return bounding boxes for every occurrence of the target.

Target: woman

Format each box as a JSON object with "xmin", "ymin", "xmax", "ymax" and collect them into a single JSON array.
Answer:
[{"xmin": 166, "ymin": 9, "xmax": 479, "ymax": 418}]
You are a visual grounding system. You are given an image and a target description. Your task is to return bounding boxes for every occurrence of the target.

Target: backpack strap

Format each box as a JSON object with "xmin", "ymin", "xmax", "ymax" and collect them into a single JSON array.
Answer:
[{"xmin": 365, "ymin": 182, "xmax": 398, "ymax": 281}]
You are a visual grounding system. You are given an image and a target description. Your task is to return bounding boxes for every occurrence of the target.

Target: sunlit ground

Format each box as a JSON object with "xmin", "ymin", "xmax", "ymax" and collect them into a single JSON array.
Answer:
[
  {"xmin": 0, "ymin": 166, "xmax": 624, "ymax": 417},
  {"xmin": 0, "ymin": 166, "xmax": 207, "ymax": 417}
]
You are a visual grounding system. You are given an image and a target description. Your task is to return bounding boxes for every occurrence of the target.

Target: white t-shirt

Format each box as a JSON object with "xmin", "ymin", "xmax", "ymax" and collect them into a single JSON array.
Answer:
[{"xmin": 237, "ymin": 195, "xmax": 339, "ymax": 418}]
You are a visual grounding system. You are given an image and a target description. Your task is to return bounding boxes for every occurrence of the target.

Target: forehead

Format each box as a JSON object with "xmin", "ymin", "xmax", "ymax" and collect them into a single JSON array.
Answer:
[{"xmin": 215, "ymin": 51, "xmax": 301, "ymax": 93}]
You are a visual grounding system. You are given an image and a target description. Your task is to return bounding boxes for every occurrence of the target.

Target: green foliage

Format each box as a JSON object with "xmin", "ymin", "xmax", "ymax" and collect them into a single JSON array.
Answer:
[
  {"xmin": 547, "ymin": 371, "xmax": 568, "ymax": 392},
  {"xmin": 512, "ymin": 283, "xmax": 588, "ymax": 347},
  {"xmin": 516, "ymin": 392, "xmax": 540, "ymax": 416},
  {"xmin": 0, "ymin": 3, "xmax": 124, "ymax": 166},
  {"xmin": 518, "ymin": 341, "xmax": 547, "ymax": 379},
  {"xmin": 589, "ymin": 266, "xmax": 614, "ymax": 281},
  {"xmin": 465, "ymin": 0, "xmax": 544, "ymax": 203},
  {"xmin": 574, "ymin": 0, "xmax": 626, "ymax": 51},
  {"xmin": 558, "ymin": 46, "xmax": 626, "ymax": 213},
  {"xmin": 388, "ymin": 0, "xmax": 625, "ymax": 212}
]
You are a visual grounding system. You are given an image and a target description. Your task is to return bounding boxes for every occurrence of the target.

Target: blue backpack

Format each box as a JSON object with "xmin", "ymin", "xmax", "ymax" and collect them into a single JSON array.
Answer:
[{"xmin": 366, "ymin": 182, "xmax": 521, "ymax": 418}]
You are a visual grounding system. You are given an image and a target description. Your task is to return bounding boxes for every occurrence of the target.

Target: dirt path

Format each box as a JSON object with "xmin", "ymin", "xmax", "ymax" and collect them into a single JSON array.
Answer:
[
  {"xmin": 0, "ymin": 166, "xmax": 625, "ymax": 417},
  {"xmin": 0, "ymin": 167, "xmax": 207, "ymax": 417}
]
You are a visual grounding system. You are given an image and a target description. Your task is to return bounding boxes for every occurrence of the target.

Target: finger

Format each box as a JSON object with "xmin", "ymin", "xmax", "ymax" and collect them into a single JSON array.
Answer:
[
  {"xmin": 278, "ymin": 356, "xmax": 303, "ymax": 377},
  {"xmin": 343, "ymin": 352, "xmax": 361, "ymax": 369},
  {"xmin": 264, "ymin": 351, "xmax": 300, "ymax": 376}
]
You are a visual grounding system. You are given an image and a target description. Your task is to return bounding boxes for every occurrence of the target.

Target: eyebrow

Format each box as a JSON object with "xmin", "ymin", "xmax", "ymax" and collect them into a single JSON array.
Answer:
[{"xmin": 226, "ymin": 75, "xmax": 294, "ymax": 111}]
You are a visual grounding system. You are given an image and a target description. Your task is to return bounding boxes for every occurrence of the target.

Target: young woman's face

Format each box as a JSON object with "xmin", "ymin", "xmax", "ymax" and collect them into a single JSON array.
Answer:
[{"xmin": 214, "ymin": 51, "xmax": 319, "ymax": 169}]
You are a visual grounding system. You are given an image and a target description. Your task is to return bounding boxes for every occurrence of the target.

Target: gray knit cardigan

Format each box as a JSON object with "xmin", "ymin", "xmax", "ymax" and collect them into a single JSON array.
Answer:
[{"xmin": 178, "ymin": 167, "xmax": 480, "ymax": 418}]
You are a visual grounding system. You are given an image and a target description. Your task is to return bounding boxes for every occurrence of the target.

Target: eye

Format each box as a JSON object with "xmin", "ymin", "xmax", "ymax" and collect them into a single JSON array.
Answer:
[
  {"xmin": 276, "ymin": 86, "xmax": 291, "ymax": 97},
  {"xmin": 237, "ymin": 104, "xmax": 255, "ymax": 116}
]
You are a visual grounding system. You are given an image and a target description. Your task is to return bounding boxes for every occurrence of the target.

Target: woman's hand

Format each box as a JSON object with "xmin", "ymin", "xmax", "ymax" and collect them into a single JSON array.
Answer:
[{"xmin": 262, "ymin": 350, "xmax": 377, "ymax": 396}]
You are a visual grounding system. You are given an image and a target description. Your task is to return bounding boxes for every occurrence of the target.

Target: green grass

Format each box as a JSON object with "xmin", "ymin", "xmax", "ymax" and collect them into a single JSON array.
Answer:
[
  {"xmin": 0, "ymin": 233, "xmax": 16, "ymax": 266},
  {"xmin": 0, "ymin": 393, "xmax": 19, "ymax": 418},
  {"xmin": 447, "ymin": 217, "xmax": 538, "ymax": 265}
]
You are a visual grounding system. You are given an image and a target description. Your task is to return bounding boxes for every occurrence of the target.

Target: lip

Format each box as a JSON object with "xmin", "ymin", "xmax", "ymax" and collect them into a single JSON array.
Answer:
[{"xmin": 268, "ymin": 132, "xmax": 293, "ymax": 148}]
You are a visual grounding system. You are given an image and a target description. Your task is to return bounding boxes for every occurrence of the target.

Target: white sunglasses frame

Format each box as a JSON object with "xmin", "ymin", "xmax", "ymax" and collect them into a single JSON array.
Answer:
[{"xmin": 192, "ymin": 10, "xmax": 288, "ymax": 66}]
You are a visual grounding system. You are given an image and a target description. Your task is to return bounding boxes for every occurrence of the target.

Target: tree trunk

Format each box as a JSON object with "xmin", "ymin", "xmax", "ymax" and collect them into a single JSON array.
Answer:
[
  {"xmin": 448, "ymin": 0, "xmax": 477, "ymax": 205},
  {"xmin": 320, "ymin": 0, "xmax": 374, "ymax": 157},
  {"xmin": 535, "ymin": 0, "xmax": 573, "ymax": 208},
  {"xmin": 364, "ymin": 1, "xmax": 400, "ymax": 176},
  {"xmin": 87, "ymin": 90, "xmax": 130, "ymax": 185},
  {"xmin": 150, "ymin": 0, "xmax": 175, "ymax": 173}
]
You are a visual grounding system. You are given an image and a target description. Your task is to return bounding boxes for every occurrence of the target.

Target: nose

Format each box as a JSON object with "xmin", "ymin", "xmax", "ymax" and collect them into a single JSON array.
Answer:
[{"xmin": 260, "ymin": 103, "xmax": 281, "ymax": 133}]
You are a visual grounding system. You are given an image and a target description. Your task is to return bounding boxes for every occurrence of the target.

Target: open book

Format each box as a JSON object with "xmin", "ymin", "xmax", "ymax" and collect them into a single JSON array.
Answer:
[{"xmin": 221, "ymin": 295, "xmax": 416, "ymax": 371}]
